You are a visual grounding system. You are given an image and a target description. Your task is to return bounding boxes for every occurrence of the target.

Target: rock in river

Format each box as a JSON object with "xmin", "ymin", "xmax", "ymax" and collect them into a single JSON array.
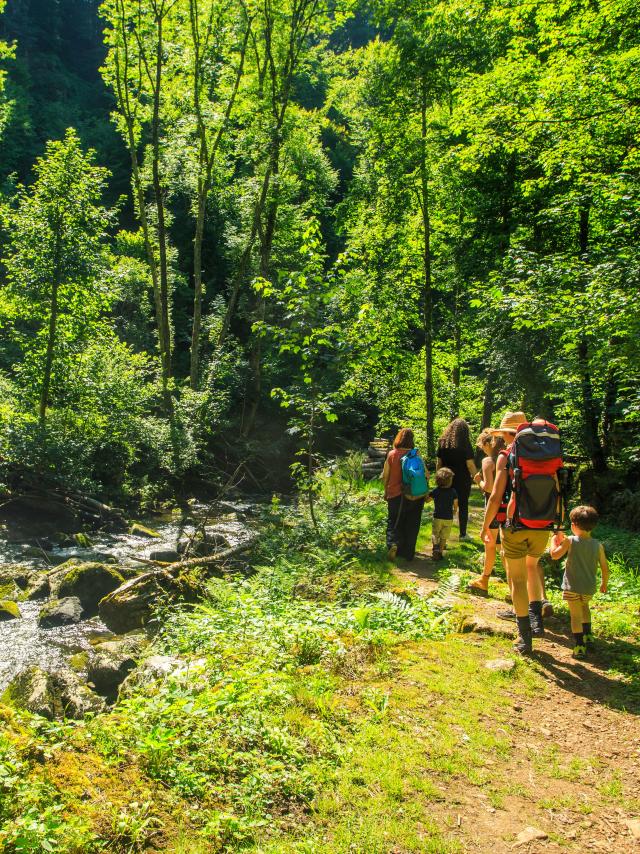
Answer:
[
  {"xmin": 3, "ymin": 665, "xmax": 105, "ymax": 719},
  {"xmin": 0, "ymin": 600, "xmax": 21, "ymax": 621},
  {"xmin": 57, "ymin": 562, "xmax": 124, "ymax": 616},
  {"xmin": 99, "ymin": 569, "xmax": 204, "ymax": 634},
  {"xmin": 38, "ymin": 596, "xmax": 84, "ymax": 628},
  {"xmin": 87, "ymin": 634, "xmax": 147, "ymax": 698}
]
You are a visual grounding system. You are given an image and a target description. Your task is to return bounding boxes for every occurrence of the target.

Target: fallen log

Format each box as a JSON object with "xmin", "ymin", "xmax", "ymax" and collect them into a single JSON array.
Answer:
[
  {"xmin": 99, "ymin": 535, "xmax": 261, "ymax": 634},
  {"xmin": 165, "ymin": 535, "xmax": 260, "ymax": 573}
]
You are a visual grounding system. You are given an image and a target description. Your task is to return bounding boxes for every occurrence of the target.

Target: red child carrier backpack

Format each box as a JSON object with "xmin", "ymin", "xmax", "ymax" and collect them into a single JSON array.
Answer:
[{"xmin": 508, "ymin": 421, "xmax": 564, "ymax": 530}]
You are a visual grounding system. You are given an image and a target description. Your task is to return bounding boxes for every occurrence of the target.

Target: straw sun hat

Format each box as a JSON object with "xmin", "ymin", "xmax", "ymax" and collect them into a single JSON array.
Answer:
[{"xmin": 488, "ymin": 411, "xmax": 528, "ymax": 435}]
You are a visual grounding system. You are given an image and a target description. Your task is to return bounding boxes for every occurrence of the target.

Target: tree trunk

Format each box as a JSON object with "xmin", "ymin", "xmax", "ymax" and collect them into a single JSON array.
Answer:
[
  {"xmin": 601, "ymin": 360, "xmax": 618, "ymax": 459},
  {"xmin": 480, "ymin": 375, "xmax": 493, "ymax": 430},
  {"xmin": 450, "ymin": 285, "xmax": 461, "ymax": 419},
  {"xmin": 151, "ymin": 13, "xmax": 172, "ymax": 410},
  {"xmin": 577, "ymin": 202, "xmax": 607, "ymax": 473},
  {"xmin": 112, "ymin": 0, "xmax": 170, "ymax": 410},
  {"xmin": 39, "ymin": 247, "xmax": 61, "ymax": 424},
  {"xmin": 190, "ymin": 185, "xmax": 207, "ymax": 389},
  {"xmin": 242, "ymin": 138, "xmax": 280, "ymax": 437},
  {"xmin": 419, "ymin": 80, "xmax": 435, "ymax": 458}
]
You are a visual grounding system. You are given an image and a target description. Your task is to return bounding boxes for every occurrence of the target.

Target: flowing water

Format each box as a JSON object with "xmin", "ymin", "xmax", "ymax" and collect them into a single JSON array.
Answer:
[{"xmin": 0, "ymin": 500, "xmax": 259, "ymax": 692}]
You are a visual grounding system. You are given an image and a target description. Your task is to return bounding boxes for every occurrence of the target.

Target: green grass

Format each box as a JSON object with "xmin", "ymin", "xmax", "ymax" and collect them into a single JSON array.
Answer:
[{"xmin": 1, "ymin": 468, "xmax": 639, "ymax": 852}]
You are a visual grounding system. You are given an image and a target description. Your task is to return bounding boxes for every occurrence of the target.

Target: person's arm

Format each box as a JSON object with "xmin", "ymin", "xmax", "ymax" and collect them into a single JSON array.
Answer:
[
  {"xmin": 550, "ymin": 533, "xmax": 571, "ymax": 560},
  {"xmin": 480, "ymin": 454, "xmax": 509, "ymax": 542},
  {"xmin": 466, "ymin": 458, "xmax": 478, "ymax": 478},
  {"xmin": 453, "ymin": 498, "xmax": 459, "ymax": 514},
  {"xmin": 382, "ymin": 458, "xmax": 391, "ymax": 499},
  {"xmin": 599, "ymin": 544, "xmax": 609, "ymax": 593},
  {"xmin": 478, "ymin": 456, "xmax": 494, "ymax": 494},
  {"xmin": 436, "ymin": 457, "xmax": 443, "ymax": 470}
]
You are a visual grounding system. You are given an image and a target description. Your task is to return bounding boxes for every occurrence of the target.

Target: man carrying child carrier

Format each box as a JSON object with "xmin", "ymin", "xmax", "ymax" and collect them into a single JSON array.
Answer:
[{"xmin": 481, "ymin": 412, "xmax": 566, "ymax": 654}]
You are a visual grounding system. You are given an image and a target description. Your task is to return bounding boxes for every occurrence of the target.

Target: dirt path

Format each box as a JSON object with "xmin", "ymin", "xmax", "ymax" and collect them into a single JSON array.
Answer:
[{"xmin": 394, "ymin": 549, "xmax": 640, "ymax": 853}]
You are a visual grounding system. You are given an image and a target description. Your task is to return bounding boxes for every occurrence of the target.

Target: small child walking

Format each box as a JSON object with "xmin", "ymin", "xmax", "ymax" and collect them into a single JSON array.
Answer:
[
  {"xmin": 427, "ymin": 467, "xmax": 458, "ymax": 560},
  {"xmin": 550, "ymin": 505, "xmax": 609, "ymax": 658}
]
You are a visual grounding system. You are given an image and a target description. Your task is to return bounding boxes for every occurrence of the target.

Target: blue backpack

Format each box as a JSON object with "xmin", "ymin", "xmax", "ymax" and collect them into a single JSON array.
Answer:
[{"xmin": 401, "ymin": 449, "xmax": 429, "ymax": 498}]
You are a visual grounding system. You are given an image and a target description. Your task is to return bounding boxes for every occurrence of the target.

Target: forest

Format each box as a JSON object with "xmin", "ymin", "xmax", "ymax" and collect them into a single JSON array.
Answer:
[
  {"xmin": 0, "ymin": 0, "xmax": 637, "ymax": 513},
  {"xmin": 0, "ymin": 1, "xmax": 639, "ymax": 853}
]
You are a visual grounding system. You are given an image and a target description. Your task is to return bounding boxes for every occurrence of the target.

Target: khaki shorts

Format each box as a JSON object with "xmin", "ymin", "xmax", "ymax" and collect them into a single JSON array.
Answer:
[
  {"xmin": 432, "ymin": 518, "xmax": 453, "ymax": 546},
  {"xmin": 501, "ymin": 528, "xmax": 550, "ymax": 560},
  {"xmin": 562, "ymin": 591, "xmax": 593, "ymax": 603}
]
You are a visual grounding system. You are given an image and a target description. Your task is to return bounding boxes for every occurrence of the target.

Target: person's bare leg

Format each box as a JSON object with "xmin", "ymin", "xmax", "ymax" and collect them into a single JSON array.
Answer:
[
  {"xmin": 506, "ymin": 556, "xmax": 528, "ymax": 616},
  {"xmin": 506, "ymin": 555, "xmax": 533, "ymax": 653},
  {"xmin": 526, "ymin": 555, "xmax": 544, "ymax": 602},
  {"xmin": 469, "ymin": 529, "xmax": 497, "ymax": 592}
]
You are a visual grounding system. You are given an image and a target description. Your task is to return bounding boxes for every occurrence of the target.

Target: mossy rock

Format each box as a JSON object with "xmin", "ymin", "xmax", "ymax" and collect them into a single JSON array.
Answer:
[
  {"xmin": 38, "ymin": 597, "xmax": 84, "ymax": 628},
  {"xmin": 57, "ymin": 563, "xmax": 124, "ymax": 617},
  {"xmin": 129, "ymin": 522, "xmax": 161, "ymax": 539},
  {"xmin": 4, "ymin": 665, "xmax": 105, "ymax": 719},
  {"xmin": 99, "ymin": 568, "xmax": 206, "ymax": 634},
  {"xmin": 0, "ymin": 600, "xmax": 21, "ymax": 621}
]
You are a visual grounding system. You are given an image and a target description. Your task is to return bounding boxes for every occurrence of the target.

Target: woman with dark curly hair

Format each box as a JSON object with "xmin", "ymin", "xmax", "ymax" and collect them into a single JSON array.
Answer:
[{"xmin": 436, "ymin": 418, "xmax": 478, "ymax": 540}]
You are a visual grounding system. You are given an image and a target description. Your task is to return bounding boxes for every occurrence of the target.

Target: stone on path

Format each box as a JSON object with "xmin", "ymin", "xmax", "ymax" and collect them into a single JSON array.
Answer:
[
  {"xmin": 485, "ymin": 658, "xmax": 516, "ymax": 673},
  {"xmin": 0, "ymin": 600, "xmax": 21, "ymax": 621},
  {"xmin": 460, "ymin": 614, "xmax": 514, "ymax": 638},
  {"xmin": 513, "ymin": 826, "xmax": 548, "ymax": 847},
  {"xmin": 624, "ymin": 819, "xmax": 640, "ymax": 839}
]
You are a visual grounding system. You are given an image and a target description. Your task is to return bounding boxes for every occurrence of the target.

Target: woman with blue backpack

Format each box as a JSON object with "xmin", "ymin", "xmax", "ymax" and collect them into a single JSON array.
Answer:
[{"xmin": 382, "ymin": 428, "xmax": 429, "ymax": 561}]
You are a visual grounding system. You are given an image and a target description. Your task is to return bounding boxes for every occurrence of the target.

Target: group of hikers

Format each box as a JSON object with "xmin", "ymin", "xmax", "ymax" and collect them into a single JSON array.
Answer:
[{"xmin": 382, "ymin": 412, "xmax": 609, "ymax": 658}]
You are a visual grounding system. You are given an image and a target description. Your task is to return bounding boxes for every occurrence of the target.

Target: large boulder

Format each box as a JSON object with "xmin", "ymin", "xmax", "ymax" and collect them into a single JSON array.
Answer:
[
  {"xmin": 0, "ymin": 600, "xmax": 21, "ymax": 621},
  {"xmin": 3, "ymin": 666, "xmax": 105, "ymax": 719},
  {"xmin": 38, "ymin": 596, "xmax": 84, "ymax": 628},
  {"xmin": 57, "ymin": 563, "xmax": 124, "ymax": 616},
  {"xmin": 99, "ymin": 569, "xmax": 204, "ymax": 634}
]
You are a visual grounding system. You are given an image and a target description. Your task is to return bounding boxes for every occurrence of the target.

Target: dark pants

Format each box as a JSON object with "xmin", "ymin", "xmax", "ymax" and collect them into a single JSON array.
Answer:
[
  {"xmin": 386, "ymin": 496, "xmax": 425, "ymax": 560},
  {"xmin": 455, "ymin": 480, "xmax": 471, "ymax": 536}
]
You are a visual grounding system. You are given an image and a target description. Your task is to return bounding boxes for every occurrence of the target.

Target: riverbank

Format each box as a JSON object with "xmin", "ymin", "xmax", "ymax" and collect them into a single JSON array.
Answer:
[{"xmin": 0, "ymin": 473, "xmax": 638, "ymax": 852}]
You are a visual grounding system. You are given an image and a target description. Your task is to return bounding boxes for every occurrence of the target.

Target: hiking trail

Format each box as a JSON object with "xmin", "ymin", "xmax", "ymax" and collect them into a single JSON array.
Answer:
[{"xmin": 391, "ymin": 507, "xmax": 640, "ymax": 853}]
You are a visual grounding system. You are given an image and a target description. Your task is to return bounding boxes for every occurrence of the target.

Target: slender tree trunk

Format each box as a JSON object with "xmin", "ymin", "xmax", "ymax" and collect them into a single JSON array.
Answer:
[
  {"xmin": 481, "ymin": 373, "xmax": 493, "ymax": 431},
  {"xmin": 151, "ymin": 13, "xmax": 173, "ymax": 410},
  {"xmin": 451, "ymin": 281, "xmax": 461, "ymax": 419},
  {"xmin": 112, "ymin": 1, "xmax": 169, "ymax": 407},
  {"xmin": 577, "ymin": 201, "xmax": 607, "ymax": 473},
  {"xmin": 242, "ymin": 138, "xmax": 280, "ymax": 437},
  {"xmin": 190, "ymin": 184, "xmax": 207, "ymax": 388},
  {"xmin": 419, "ymin": 80, "xmax": 435, "ymax": 458},
  {"xmin": 188, "ymin": 9, "xmax": 251, "ymax": 388},
  {"xmin": 39, "ymin": 244, "xmax": 62, "ymax": 424},
  {"xmin": 601, "ymin": 359, "xmax": 618, "ymax": 458}
]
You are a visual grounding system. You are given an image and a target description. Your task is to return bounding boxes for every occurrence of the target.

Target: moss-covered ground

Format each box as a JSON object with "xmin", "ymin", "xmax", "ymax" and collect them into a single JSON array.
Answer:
[{"xmin": 0, "ymin": 472, "xmax": 638, "ymax": 852}]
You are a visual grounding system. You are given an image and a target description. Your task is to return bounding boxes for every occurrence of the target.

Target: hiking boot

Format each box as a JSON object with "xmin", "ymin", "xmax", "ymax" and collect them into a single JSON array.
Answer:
[
  {"xmin": 515, "ymin": 616, "xmax": 533, "ymax": 655},
  {"xmin": 387, "ymin": 544, "xmax": 398, "ymax": 560},
  {"xmin": 513, "ymin": 636, "xmax": 533, "ymax": 655},
  {"xmin": 541, "ymin": 600, "xmax": 554, "ymax": 618},
  {"xmin": 432, "ymin": 545, "xmax": 443, "ymax": 560},
  {"xmin": 529, "ymin": 602, "xmax": 545, "ymax": 638},
  {"xmin": 572, "ymin": 644, "xmax": 587, "ymax": 659},
  {"xmin": 497, "ymin": 609, "xmax": 516, "ymax": 621}
]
